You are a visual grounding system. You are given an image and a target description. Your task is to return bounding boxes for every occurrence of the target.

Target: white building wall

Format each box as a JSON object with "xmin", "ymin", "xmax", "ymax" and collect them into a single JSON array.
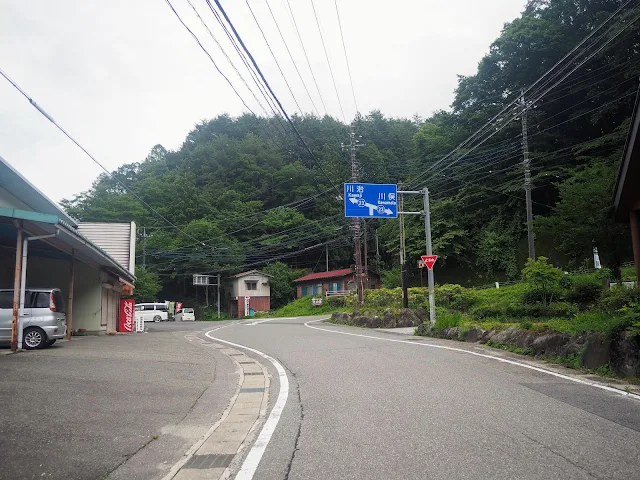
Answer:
[{"xmin": 236, "ymin": 274, "xmax": 270, "ymax": 297}]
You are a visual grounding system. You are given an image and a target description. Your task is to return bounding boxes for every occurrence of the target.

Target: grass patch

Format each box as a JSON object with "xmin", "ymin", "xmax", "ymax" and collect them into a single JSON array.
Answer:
[{"xmin": 271, "ymin": 296, "xmax": 346, "ymax": 317}]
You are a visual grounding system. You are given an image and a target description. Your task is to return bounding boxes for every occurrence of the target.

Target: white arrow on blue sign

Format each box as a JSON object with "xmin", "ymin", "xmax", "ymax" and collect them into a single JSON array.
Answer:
[{"xmin": 344, "ymin": 183, "xmax": 398, "ymax": 218}]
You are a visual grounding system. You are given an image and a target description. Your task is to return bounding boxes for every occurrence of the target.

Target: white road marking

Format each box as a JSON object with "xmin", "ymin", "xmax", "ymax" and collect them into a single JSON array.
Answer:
[
  {"xmin": 243, "ymin": 316, "xmax": 298, "ymax": 326},
  {"xmin": 205, "ymin": 328, "xmax": 289, "ymax": 480},
  {"xmin": 304, "ymin": 320, "xmax": 640, "ymax": 401}
]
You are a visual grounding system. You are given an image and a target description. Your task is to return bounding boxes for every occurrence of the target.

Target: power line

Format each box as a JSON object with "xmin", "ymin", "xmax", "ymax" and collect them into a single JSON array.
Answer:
[
  {"xmin": 185, "ymin": 0, "xmax": 270, "ymax": 117},
  {"xmin": 263, "ymin": 0, "xmax": 322, "ymax": 116},
  {"xmin": 407, "ymin": 0, "xmax": 636, "ymax": 188},
  {"xmin": 211, "ymin": 0, "xmax": 344, "ymax": 197},
  {"xmin": 164, "ymin": 0, "xmax": 257, "ymax": 116},
  {"xmin": 245, "ymin": 0, "xmax": 306, "ymax": 114},
  {"xmin": 284, "ymin": 0, "xmax": 328, "ymax": 114},
  {"xmin": 333, "ymin": 0, "xmax": 358, "ymax": 114},
  {"xmin": 0, "ymin": 65, "xmax": 206, "ymax": 246},
  {"xmin": 310, "ymin": 0, "xmax": 347, "ymax": 122}
]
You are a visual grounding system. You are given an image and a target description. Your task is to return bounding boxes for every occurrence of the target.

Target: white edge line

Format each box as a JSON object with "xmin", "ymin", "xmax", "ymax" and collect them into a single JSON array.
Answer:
[
  {"xmin": 161, "ymin": 324, "xmax": 238, "ymax": 480},
  {"xmin": 206, "ymin": 329, "xmax": 289, "ymax": 480},
  {"xmin": 304, "ymin": 320, "xmax": 640, "ymax": 401}
]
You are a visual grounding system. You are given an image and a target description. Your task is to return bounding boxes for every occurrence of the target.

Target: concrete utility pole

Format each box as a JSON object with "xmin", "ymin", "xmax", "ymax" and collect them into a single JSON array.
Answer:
[
  {"xmin": 399, "ymin": 193, "xmax": 408, "ymax": 308},
  {"xmin": 140, "ymin": 227, "xmax": 151, "ymax": 269},
  {"xmin": 423, "ymin": 188, "xmax": 436, "ymax": 326},
  {"xmin": 521, "ymin": 93, "xmax": 535, "ymax": 259},
  {"xmin": 363, "ymin": 219, "xmax": 368, "ymax": 283},
  {"xmin": 345, "ymin": 123, "xmax": 365, "ymax": 306},
  {"xmin": 217, "ymin": 273, "xmax": 221, "ymax": 319},
  {"xmin": 326, "ymin": 243, "xmax": 329, "ymax": 272}
]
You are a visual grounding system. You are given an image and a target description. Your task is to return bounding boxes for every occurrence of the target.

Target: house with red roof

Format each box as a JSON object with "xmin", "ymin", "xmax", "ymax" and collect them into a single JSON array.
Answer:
[{"xmin": 294, "ymin": 268, "xmax": 381, "ymax": 298}]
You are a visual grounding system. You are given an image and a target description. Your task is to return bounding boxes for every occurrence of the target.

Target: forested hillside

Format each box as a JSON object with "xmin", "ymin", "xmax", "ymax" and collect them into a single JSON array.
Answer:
[{"xmin": 62, "ymin": 0, "xmax": 640, "ymax": 300}]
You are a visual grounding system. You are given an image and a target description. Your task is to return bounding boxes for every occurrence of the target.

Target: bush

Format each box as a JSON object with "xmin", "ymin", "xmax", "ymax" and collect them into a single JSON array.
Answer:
[
  {"xmin": 326, "ymin": 296, "xmax": 346, "ymax": 308},
  {"xmin": 566, "ymin": 275, "xmax": 603, "ymax": 307},
  {"xmin": 599, "ymin": 287, "xmax": 640, "ymax": 312},
  {"xmin": 408, "ymin": 288, "xmax": 428, "ymax": 308},
  {"xmin": 546, "ymin": 302, "xmax": 579, "ymax": 318},
  {"xmin": 434, "ymin": 284, "xmax": 477, "ymax": 311},
  {"xmin": 521, "ymin": 257, "xmax": 564, "ymax": 306},
  {"xmin": 471, "ymin": 303, "xmax": 506, "ymax": 320},
  {"xmin": 364, "ymin": 288, "xmax": 402, "ymax": 307},
  {"xmin": 434, "ymin": 309, "xmax": 466, "ymax": 331},
  {"xmin": 521, "ymin": 286, "xmax": 563, "ymax": 305}
]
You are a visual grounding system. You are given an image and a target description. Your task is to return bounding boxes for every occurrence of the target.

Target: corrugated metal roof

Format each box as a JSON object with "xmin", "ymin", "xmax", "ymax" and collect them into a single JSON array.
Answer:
[{"xmin": 294, "ymin": 268, "xmax": 353, "ymax": 283}]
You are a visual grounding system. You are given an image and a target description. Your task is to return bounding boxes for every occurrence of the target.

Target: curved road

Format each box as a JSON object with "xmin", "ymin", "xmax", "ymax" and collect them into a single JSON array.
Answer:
[{"xmin": 195, "ymin": 316, "xmax": 639, "ymax": 480}]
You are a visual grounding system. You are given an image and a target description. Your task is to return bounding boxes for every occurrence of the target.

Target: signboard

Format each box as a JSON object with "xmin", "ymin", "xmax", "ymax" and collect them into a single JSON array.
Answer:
[
  {"xmin": 176, "ymin": 302, "xmax": 183, "ymax": 313},
  {"xmin": 418, "ymin": 259, "xmax": 426, "ymax": 269},
  {"xmin": 193, "ymin": 275, "xmax": 211, "ymax": 286},
  {"xmin": 344, "ymin": 183, "xmax": 397, "ymax": 218},
  {"xmin": 118, "ymin": 298, "xmax": 135, "ymax": 333},
  {"xmin": 421, "ymin": 255, "xmax": 438, "ymax": 270},
  {"xmin": 244, "ymin": 296, "xmax": 250, "ymax": 316},
  {"xmin": 311, "ymin": 297, "xmax": 323, "ymax": 307}
]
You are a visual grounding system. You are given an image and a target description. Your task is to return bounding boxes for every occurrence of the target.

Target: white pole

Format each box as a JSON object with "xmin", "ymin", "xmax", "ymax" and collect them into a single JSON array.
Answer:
[
  {"xmin": 423, "ymin": 188, "xmax": 436, "ymax": 326},
  {"xmin": 18, "ymin": 238, "xmax": 28, "ymax": 349}
]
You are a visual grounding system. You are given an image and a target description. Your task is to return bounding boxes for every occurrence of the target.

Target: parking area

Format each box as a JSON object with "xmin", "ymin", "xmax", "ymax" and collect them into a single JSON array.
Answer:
[{"xmin": 0, "ymin": 326, "xmax": 238, "ymax": 480}]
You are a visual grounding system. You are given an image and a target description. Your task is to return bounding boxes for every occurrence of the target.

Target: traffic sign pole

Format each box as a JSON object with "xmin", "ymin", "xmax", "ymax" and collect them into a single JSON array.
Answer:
[{"xmin": 423, "ymin": 188, "xmax": 436, "ymax": 326}]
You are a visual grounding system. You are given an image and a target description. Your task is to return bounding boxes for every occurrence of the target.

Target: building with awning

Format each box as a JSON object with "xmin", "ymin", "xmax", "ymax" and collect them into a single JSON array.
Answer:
[
  {"xmin": 0, "ymin": 155, "xmax": 135, "ymax": 347},
  {"xmin": 613, "ymin": 91, "xmax": 640, "ymax": 285}
]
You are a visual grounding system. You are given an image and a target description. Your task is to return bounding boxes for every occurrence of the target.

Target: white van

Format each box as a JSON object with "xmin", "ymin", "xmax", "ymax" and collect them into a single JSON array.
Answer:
[{"xmin": 134, "ymin": 303, "xmax": 169, "ymax": 323}]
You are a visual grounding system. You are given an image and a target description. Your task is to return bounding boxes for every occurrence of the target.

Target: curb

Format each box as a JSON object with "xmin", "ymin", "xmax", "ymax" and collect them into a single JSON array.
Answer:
[{"xmin": 164, "ymin": 335, "xmax": 270, "ymax": 480}]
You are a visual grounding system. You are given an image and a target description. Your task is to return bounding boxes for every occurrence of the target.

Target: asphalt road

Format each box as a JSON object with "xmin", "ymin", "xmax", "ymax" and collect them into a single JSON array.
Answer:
[
  {"xmin": 199, "ymin": 316, "xmax": 640, "ymax": 480},
  {"xmin": 0, "ymin": 324, "xmax": 239, "ymax": 480}
]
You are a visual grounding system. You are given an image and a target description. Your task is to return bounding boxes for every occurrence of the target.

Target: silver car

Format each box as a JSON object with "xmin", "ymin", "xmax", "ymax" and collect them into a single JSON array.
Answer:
[{"xmin": 0, "ymin": 288, "xmax": 67, "ymax": 349}]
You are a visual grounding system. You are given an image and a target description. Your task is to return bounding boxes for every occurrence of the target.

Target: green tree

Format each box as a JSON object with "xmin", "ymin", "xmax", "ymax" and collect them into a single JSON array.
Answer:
[
  {"xmin": 263, "ymin": 262, "xmax": 306, "ymax": 309},
  {"xmin": 134, "ymin": 268, "xmax": 162, "ymax": 303},
  {"xmin": 522, "ymin": 256, "xmax": 564, "ymax": 306}
]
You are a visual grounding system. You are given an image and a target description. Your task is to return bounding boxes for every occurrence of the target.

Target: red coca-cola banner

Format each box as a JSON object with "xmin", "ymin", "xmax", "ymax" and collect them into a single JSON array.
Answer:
[{"xmin": 119, "ymin": 298, "xmax": 135, "ymax": 333}]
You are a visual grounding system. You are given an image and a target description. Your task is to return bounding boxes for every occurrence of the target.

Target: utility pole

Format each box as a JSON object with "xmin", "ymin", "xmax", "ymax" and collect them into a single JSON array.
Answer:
[
  {"xmin": 217, "ymin": 273, "xmax": 221, "ymax": 319},
  {"xmin": 399, "ymin": 193, "xmax": 408, "ymax": 308},
  {"xmin": 375, "ymin": 229, "xmax": 381, "ymax": 272},
  {"xmin": 363, "ymin": 219, "xmax": 368, "ymax": 282},
  {"xmin": 140, "ymin": 227, "xmax": 151, "ymax": 269},
  {"xmin": 343, "ymin": 123, "xmax": 365, "ymax": 306},
  {"xmin": 326, "ymin": 243, "xmax": 329, "ymax": 272},
  {"xmin": 521, "ymin": 93, "xmax": 535, "ymax": 259},
  {"xmin": 423, "ymin": 188, "xmax": 436, "ymax": 325}
]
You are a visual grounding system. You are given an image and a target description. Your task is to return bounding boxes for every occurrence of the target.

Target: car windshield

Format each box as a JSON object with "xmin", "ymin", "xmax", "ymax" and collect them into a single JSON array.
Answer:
[{"xmin": 183, "ymin": 308, "xmax": 194, "ymax": 313}]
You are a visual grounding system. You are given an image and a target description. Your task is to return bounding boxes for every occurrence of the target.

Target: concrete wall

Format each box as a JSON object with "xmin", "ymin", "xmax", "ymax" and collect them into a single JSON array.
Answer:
[{"xmin": 0, "ymin": 186, "xmax": 31, "ymax": 210}]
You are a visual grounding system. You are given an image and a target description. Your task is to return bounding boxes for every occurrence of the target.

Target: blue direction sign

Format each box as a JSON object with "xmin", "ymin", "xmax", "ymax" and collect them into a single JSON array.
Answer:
[{"xmin": 344, "ymin": 183, "xmax": 398, "ymax": 218}]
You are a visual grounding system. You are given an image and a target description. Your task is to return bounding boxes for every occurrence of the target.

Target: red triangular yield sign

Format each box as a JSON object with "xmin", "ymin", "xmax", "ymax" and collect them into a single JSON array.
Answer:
[{"xmin": 421, "ymin": 255, "xmax": 438, "ymax": 270}]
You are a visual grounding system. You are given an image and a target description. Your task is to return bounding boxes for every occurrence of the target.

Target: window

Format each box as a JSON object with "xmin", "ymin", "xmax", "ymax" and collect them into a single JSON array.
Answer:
[
  {"xmin": 143, "ymin": 305, "xmax": 155, "ymax": 311},
  {"xmin": 135, "ymin": 305, "xmax": 143, "ymax": 312},
  {"xmin": 53, "ymin": 290, "xmax": 66, "ymax": 313},
  {"xmin": 33, "ymin": 292, "xmax": 50, "ymax": 309},
  {"xmin": 156, "ymin": 304, "xmax": 168, "ymax": 312},
  {"xmin": 301, "ymin": 286, "xmax": 308, "ymax": 297},
  {"xmin": 0, "ymin": 291, "xmax": 13, "ymax": 309},
  {"xmin": 246, "ymin": 281, "xmax": 257, "ymax": 291}
]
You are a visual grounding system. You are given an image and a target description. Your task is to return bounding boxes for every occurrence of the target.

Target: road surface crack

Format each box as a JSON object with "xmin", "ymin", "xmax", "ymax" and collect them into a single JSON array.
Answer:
[
  {"xmin": 281, "ymin": 364, "xmax": 304, "ymax": 480},
  {"xmin": 520, "ymin": 432, "xmax": 601, "ymax": 479}
]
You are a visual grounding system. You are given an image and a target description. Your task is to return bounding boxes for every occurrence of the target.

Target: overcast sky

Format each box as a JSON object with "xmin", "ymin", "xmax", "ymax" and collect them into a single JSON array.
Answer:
[{"xmin": 0, "ymin": 0, "xmax": 526, "ymax": 203}]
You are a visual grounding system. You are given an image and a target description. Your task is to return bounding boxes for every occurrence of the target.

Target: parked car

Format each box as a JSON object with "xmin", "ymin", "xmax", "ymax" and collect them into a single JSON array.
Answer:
[
  {"xmin": 134, "ymin": 303, "xmax": 169, "ymax": 322},
  {"xmin": 0, "ymin": 288, "xmax": 67, "ymax": 349},
  {"xmin": 174, "ymin": 308, "xmax": 195, "ymax": 322}
]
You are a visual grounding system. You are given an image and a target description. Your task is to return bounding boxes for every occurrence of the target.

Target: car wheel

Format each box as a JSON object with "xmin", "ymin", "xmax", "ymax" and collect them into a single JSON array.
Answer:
[
  {"xmin": 23, "ymin": 327, "xmax": 46, "ymax": 350},
  {"xmin": 46, "ymin": 339, "xmax": 57, "ymax": 347},
  {"xmin": 153, "ymin": 315, "xmax": 161, "ymax": 323}
]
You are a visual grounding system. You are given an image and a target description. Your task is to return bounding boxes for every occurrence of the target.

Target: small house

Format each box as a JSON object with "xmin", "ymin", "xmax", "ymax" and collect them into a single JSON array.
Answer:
[
  {"xmin": 294, "ymin": 268, "xmax": 381, "ymax": 298},
  {"xmin": 229, "ymin": 270, "xmax": 272, "ymax": 317}
]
